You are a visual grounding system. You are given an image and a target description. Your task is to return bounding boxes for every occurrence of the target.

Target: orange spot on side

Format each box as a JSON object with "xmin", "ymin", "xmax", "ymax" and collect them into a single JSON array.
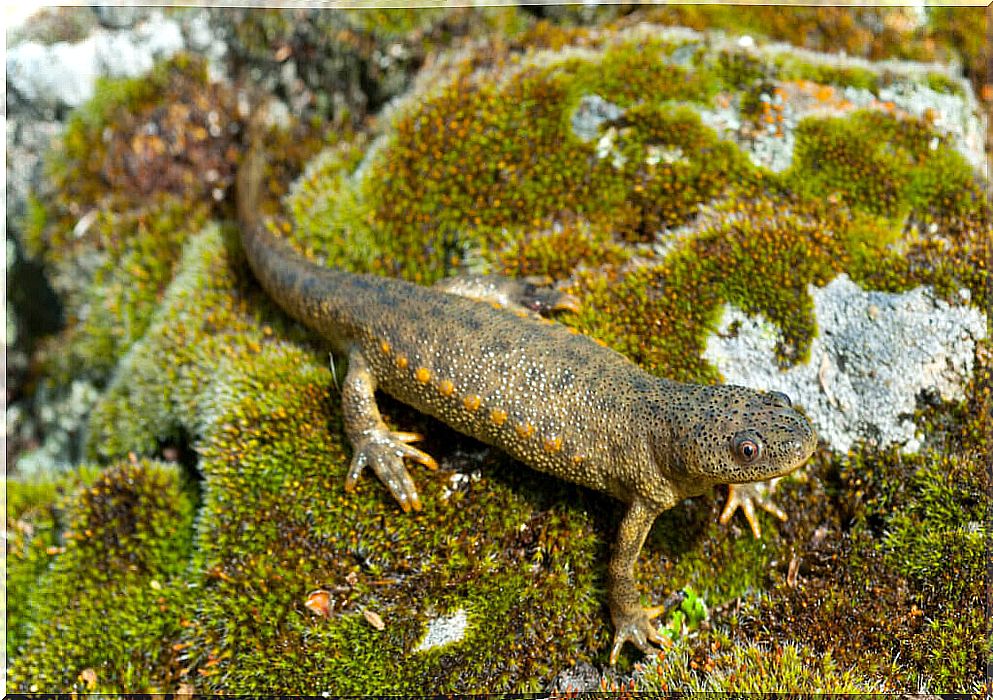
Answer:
[
  {"xmin": 439, "ymin": 379, "xmax": 455, "ymax": 397},
  {"xmin": 489, "ymin": 408, "xmax": 508, "ymax": 426},
  {"xmin": 380, "ymin": 339, "xmax": 391, "ymax": 354},
  {"xmin": 396, "ymin": 355, "xmax": 408, "ymax": 370},
  {"xmin": 463, "ymin": 394, "xmax": 481, "ymax": 412},
  {"xmin": 544, "ymin": 436, "xmax": 563, "ymax": 453},
  {"xmin": 515, "ymin": 422, "xmax": 534, "ymax": 439},
  {"xmin": 415, "ymin": 367, "xmax": 431, "ymax": 384},
  {"xmin": 572, "ymin": 454, "xmax": 585, "ymax": 465}
]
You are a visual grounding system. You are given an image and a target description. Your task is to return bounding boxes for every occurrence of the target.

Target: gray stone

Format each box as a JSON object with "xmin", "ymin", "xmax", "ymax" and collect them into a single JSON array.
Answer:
[
  {"xmin": 570, "ymin": 93, "xmax": 623, "ymax": 142},
  {"xmin": 92, "ymin": 5, "xmax": 147, "ymax": 30},
  {"xmin": 7, "ymin": 39, "xmax": 101, "ymax": 110},
  {"xmin": 6, "ymin": 12, "xmax": 185, "ymax": 114},
  {"xmin": 548, "ymin": 662, "xmax": 602, "ymax": 692},
  {"xmin": 413, "ymin": 608, "xmax": 469, "ymax": 652},
  {"xmin": 703, "ymin": 274, "xmax": 987, "ymax": 454}
]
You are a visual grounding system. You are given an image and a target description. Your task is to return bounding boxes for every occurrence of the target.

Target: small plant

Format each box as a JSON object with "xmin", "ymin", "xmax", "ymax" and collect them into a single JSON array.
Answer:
[{"xmin": 661, "ymin": 587, "xmax": 709, "ymax": 641}]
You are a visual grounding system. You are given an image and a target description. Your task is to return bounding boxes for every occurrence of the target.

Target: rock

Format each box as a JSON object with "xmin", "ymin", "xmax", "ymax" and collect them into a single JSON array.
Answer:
[
  {"xmin": 92, "ymin": 5, "xmax": 148, "ymax": 29},
  {"xmin": 6, "ymin": 11, "xmax": 186, "ymax": 115},
  {"xmin": 571, "ymin": 93, "xmax": 624, "ymax": 142},
  {"xmin": 547, "ymin": 662, "xmax": 602, "ymax": 693},
  {"xmin": 704, "ymin": 274, "xmax": 987, "ymax": 454},
  {"xmin": 6, "ymin": 40, "xmax": 101, "ymax": 113},
  {"xmin": 413, "ymin": 608, "xmax": 469, "ymax": 652}
]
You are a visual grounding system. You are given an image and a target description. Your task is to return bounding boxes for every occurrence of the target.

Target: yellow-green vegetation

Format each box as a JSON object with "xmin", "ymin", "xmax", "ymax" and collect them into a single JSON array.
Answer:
[
  {"xmin": 628, "ymin": 637, "xmax": 884, "ymax": 693},
  {"xmin": 787, "ymin": 110, "xmax": 985, "ymax": 221},
  {"xmin": 8, "ymin": 459, "xmax": 196, "ymax": 692},
  {"xmin": 8, "ymin": 475, "xmax": 76, "ymax": 654},
  {"xmin": 632, "ymin": 6, "xmax": 988, "ymax": 97},
  {"xmin": 23, "ymin": 53, "xmax": 326, "ymax": 388},
  {"xmin": 10, "ymin": 14, "xmax": 989, "ymax": 694}
]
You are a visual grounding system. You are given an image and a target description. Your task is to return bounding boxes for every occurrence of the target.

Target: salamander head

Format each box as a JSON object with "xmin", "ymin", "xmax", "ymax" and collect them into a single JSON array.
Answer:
[{"xmin": 664, "ymin": 384, "xmax": 817, "ymax": 485}]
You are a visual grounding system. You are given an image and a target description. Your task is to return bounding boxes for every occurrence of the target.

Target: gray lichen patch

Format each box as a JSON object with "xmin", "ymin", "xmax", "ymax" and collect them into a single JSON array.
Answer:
[
  {"xmin": 414, "ymin": 608, "xmax": 470, "ymax": 652},
  {"xmin": 6, "ymin": 10, "xmax": 189, "ymax": 113},
  {"xmin": 704, "ymin": 274, "xmax": 986, "ymax": 454},
  {"xmin": 570, "ymin": 94, "xmax": 624, "ymax": 143}
]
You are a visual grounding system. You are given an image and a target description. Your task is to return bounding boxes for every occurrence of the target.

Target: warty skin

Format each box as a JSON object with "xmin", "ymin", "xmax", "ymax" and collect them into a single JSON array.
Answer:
[{"xmin": 237, "ymin": 141, "xmax": 817, "ymax": 664}]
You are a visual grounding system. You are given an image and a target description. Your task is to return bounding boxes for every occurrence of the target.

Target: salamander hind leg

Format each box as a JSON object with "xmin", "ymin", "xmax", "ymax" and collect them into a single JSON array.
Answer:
[
  {"xmin": 434, "ymin": 274, "xmax": 581, "ymax": 317},
  {"xmin": 341, "ymin": 346, "xmax": 438, "ymax": 512}
]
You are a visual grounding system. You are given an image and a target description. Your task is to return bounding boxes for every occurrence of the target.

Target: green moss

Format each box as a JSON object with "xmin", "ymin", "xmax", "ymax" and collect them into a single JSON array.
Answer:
[
  {"xmin": 21, "ymin": 194, "xmax": 48, "ymax": 249},
  {"xmin": 787, "ymin": 110, "xmax": 983, "ymax": 219},
  {"xmin": 339, "ymin": 7, "xmax": 449, "ymax": 38},
  {"xmin": 31, "ymin": 54, "xmax": 220, "ymax": 258},
  {"xmin": 12, "ymin": 19, "xmax": 990, "ymax": 693},
  {"xmin": 570, "ymin": 38, "xmax": 719, "ymax": 107},
  {"xmin": 706, "ymin": 49, "xmax": 770, "ymax": 90},
  {"xmin": 629, "ymin": 635, "xmax": 883, "ymax": 692},
  {"xmin": 924, "ymin": 71, "xmax": 966, "ymax": 97},
  {"xmin": 79, "ymin": 224, "xmax": 608, "ymax": 691},
  {"xmin": 927, "ymin": 8, "xmax": 987, "ymax": 99},
  {"xmin": 737, "ymin": 346, "xmax": 991, "ymax": 692},
  {"xmin": 488, "ymin": 215, "xmax": 632, "ymax": 279},
  {"xmin": 571, "ymin": 192, "xmax": 902, "ymax": 378},
  {"xmin": 775, "ymin": 55, "xmax": 881, "ymax": 92},
  {"xmin": 23, "ymin": 54, "xmax": 239, "ymax": 392},
  {"xmin": 609, "ymin": 104, "xmax": 756, "ymax": 236},
  {"xmin": 636, "ymin": 6, "xmax": 936, "ymax": 65},
  {"xmin": 8, "ymin": 477, "xmax": 63, "ymax": 656},
  {"xmin": 354, "ymin": 39, "xmax": 733, "ymax": 282},
  {"xmin": 46, "ymin": 196, "xmax": 211, "ymax": 386},
  {"xmin": 8, "ymin": 459, "xmax": 196, "ymax": 692},
  {"xmin": 284, "ymin": 135, "xmax": 381, "ymax": 273}
]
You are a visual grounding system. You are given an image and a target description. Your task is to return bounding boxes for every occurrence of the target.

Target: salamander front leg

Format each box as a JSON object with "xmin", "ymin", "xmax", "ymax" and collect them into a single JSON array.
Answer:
[
  {"xmin": 719, "ymin": 479, "xmax": 787, "ymax": 539},
  {"xmin": 434, "ymin": 274, "xmax": 581, "ymax": 317},
  {"xmin": 607, "ymin": 499, "xmax": 673, "ymax": 665},
  {"xmin": 341, "ymin": 346, "xmax": 438, "ymax": 512}
]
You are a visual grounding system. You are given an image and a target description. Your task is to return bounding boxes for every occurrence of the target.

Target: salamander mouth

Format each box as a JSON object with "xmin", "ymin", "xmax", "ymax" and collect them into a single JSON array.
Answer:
[
  {"xmin": 758, "ymin": 410, "xmax": 818, "ymax": 477},
  {"xmin": 781, "ymin": 424, "xmax": 818, "ymax": 469}
]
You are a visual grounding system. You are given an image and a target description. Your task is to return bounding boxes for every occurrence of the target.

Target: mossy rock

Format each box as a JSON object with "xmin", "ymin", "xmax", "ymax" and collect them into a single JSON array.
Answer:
[
  {"xmin": 8, "ymin": 459, "xmax": 196, "ymax": 692},
  {"xmin": 10, "ymin": 18, "xmax": 989, "ymax": 693}
]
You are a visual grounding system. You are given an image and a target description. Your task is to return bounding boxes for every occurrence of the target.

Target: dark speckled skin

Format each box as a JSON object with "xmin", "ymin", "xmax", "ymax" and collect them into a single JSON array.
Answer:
[{"xmin": 237, "ymin": 142, "xmax": 817, "ymax": 664}]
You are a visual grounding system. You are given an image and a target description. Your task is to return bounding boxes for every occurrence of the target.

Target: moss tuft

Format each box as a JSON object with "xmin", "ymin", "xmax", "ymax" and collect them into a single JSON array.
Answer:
[{"xmin": 8, "ymin": 459, "xmax": 196, "ymax": 693}]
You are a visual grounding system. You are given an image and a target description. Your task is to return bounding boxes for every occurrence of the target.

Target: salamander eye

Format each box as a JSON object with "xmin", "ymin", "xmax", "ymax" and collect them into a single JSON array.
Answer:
[
  {"xmin": 768, "ymin": 391, "xmax": 792, "ymax": 408},
  {"xmin": 733, "ymin": 434, "xmax": 762, "ymax": 463}
]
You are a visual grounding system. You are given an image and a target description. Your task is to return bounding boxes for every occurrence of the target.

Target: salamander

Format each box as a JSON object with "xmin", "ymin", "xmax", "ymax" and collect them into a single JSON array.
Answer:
[{"xmin": 236, "ymin": 137, "xmax": 817, "ymax": 664}]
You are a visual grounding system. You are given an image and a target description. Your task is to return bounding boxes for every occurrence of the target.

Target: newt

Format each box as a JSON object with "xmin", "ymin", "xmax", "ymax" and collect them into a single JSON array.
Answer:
[{"xmin": 236, "ymin": 136, "xmax": 817, "ymax": 664}]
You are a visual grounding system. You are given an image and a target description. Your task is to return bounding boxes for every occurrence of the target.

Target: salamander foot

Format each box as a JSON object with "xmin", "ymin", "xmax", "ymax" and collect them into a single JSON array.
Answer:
[
  {"xmin": 719, "ymin": 479, "xmax": 787, "ymax": 539},
  {"xmin": 608, "ymin": 605, "xmax": 672, "ymax": 666},
  {"xmin": 434, "ymin": 274, "xmax": 580, "ymax": 317},
  {"xmin": 344, "ymin": 429, "xmax": 438, "ymax": 512}
]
